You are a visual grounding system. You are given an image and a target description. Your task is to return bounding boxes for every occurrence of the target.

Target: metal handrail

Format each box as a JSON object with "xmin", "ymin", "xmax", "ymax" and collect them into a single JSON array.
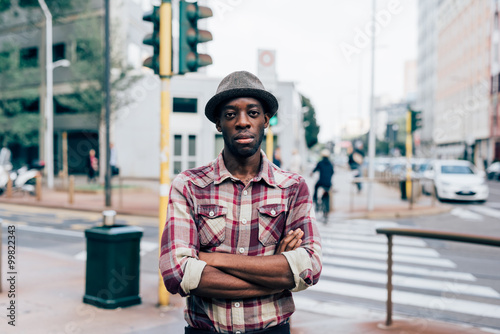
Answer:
[{"xmin": 375, "ymin": 227, "xmax": 500, "ymax": 327}]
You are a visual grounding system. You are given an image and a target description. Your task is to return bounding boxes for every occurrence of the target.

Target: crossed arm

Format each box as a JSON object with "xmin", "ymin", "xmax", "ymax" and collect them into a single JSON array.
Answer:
[{"xmin": 190, "ymin": 229, "xmax": 304, "ymax": 299}]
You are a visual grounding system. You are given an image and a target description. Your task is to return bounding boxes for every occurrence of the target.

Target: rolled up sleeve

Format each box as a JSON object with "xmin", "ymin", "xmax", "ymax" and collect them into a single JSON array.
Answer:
[
  {"xmin": 159, "ymin": 176, "xmax": 204, "ymax": 297},
  {"xmin": 283, "ymin": 178, "xmax": 322, "ymax": 292}
]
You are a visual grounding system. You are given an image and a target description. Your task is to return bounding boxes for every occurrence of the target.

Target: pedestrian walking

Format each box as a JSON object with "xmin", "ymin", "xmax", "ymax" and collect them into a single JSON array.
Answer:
[
  {"xmin": 159, "ymin": 71, "xmax": 322, "ymax": 334},
  {"xmin": 86, "ymin": 149, "xmax": 98, "ymax": 183},
  {"xmin": 273, "ymin": 145, "xmax": 282, "ymax": 168},
  {"xmin": 348, "ymin": 141, "xmax": 364, "ymax": 193},
  {"xmin": 311, "ymin": 149, "xmax": 334, "ymax": 205}
]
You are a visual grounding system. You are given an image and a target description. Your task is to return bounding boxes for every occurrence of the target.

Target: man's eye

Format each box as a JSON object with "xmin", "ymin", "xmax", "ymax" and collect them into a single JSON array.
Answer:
[
  {"xmin": 225, "ymin": 112, "xmax": 235, "ymax": 119},
  {"xmin": 249, "ymin": 110, "xmax": 259, "ymax": 116}
]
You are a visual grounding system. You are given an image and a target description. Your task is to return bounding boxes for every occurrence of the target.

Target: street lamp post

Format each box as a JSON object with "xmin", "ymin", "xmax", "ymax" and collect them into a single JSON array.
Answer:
[
  {"xmin": 39, "ymin": 0, "xmax": 70, "ymax": 190},
  {"xmin": 367, "ymin": 0, "xmax": 377, "ymax": 211},
  {"xmin": 38, "ymin": 0, "xmax": 54, "ymax": 189}
]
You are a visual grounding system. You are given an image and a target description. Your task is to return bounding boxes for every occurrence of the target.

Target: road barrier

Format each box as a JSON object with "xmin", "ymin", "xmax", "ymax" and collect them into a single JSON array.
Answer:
[{"xmin": 375, "ymin": 227, "xmax": 500, "ymax": 327}]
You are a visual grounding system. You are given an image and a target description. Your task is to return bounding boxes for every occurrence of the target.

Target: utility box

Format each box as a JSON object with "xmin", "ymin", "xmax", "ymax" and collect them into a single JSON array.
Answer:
[{"xmin": 83, "ymin": 225, "xmax": 143, "ymax": 309}]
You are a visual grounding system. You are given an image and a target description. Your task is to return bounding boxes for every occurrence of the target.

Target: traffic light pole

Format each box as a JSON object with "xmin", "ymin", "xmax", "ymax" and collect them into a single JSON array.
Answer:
[
  {"xmin": 158, "ymin": 0, "xmax": 172, "ymax": 307},
  {"xmin": 266, "ymin": 128, "xmax": 274, "ymax": 162},
  {"xmin": 405, "ymin": 110, "xmax": 413, "ymax": 202}
]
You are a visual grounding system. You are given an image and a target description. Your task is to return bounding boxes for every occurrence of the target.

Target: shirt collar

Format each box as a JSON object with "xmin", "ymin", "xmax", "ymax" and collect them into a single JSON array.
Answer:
[{"xmin": 214, "ymin": 150, "xmax": 277, "ymax": 187}]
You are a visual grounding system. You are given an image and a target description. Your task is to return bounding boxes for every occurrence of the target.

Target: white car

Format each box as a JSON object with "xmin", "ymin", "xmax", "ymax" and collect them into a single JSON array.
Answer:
[{"xmin": 422, "ymin": 160, "xmax": 488, "ymax": 202}]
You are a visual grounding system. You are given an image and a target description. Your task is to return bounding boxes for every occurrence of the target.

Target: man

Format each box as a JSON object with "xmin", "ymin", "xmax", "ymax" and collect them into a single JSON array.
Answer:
[
  {"xmin": 160, "ymin": 71, "xmax": 322, "ymax": 334},
  {"xmin": 348, "ymin": 141, "xmax": 364, "ymax": 193},
  {"xmin": 311, "ymin": 149, "xmax": 334, "ymax": 205}
]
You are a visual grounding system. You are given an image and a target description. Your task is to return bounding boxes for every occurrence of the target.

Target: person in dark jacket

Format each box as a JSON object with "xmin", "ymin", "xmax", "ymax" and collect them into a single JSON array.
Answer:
[
  {"xmin": 348, "ymin": 141, "xmax": 365, "ymax": 192},
  {"xmin": 312, "ymin": 149, "xmax": 334, "ymax": 205}
]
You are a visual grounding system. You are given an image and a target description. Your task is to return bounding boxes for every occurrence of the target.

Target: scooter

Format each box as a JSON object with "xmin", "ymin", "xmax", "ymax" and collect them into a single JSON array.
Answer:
[{"xmin": 0, "ymin": 165, "xmax": 42, "ymax": 196}]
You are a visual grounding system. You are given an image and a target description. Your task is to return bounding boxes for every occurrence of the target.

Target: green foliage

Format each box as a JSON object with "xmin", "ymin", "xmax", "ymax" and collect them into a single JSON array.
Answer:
[
  {"xmin": 301, "ymin": 94, "xmax": 320, "ymax": 148},
  {"xmin": 0, "ymin": 0, "xmax": 10, "ymax": 12},
  {"xmin": 0, "ymin": 97, "xmax": 40, "ymax": 147}
]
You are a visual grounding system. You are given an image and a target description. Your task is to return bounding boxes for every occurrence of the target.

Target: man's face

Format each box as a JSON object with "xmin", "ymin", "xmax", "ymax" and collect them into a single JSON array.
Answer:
[{"xmin": 216, "ymin": 97, "xmax": 270, "ymax": 159}]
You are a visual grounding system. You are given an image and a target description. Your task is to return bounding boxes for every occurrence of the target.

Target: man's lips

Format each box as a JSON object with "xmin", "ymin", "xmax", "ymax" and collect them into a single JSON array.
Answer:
[{"xmin": 234, "ymin": 134, "xmax": 254, "ymax": 144}]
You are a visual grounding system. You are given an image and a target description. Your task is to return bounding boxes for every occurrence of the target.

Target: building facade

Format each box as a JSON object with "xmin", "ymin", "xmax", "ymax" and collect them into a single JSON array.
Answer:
[
  {"xmin": 434, "ymin": 0, "xmax": 491, "ymax": 164},
  {"xmin": 416, "ymin": 0, "xmax": 439, "ymax": 157},
  {"xmin": 0, "ymin": 0, "xmax": 152, "ymax": 174}
]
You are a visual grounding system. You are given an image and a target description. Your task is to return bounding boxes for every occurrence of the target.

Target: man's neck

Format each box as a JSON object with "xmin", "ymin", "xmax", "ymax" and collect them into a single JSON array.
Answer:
[{"xmin": 222, "ymin": 149, "xmax": 261, "ymax": 185}]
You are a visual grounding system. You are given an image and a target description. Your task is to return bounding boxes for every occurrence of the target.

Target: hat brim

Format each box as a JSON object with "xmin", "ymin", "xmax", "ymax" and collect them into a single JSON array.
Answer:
[{"xmin": 205, "ymin": 88, "xmax": 278, "ymax": 123}]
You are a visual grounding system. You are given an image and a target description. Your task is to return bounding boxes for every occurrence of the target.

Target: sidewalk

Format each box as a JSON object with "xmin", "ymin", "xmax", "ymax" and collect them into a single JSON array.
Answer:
[
  {"xmin": 1, "ymin": 246, "xmax": 492, "ymax": 334},
  {"xmin": 0, "ymin": 168, "xmax": 452, "ymax": 219}
]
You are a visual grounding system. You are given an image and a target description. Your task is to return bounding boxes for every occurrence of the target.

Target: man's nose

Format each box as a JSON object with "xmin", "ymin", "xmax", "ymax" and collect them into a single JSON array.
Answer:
[{"xmin": 235, "ymin": 113, "xmax": 251, "ymax": 128}]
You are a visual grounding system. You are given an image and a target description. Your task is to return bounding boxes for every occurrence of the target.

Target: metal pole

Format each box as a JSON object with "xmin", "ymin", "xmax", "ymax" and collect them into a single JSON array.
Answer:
[
  {"xmin": 104, "ymin": 0, "xmax": 112, "ymax": 207},
  {"xmin": 367, "ymin": 0, "xmax": 377, "ymax": 211},
  {"xmin": 38, "ymin": 0, "xmax": 54, "ymax": 190},
  {"xmin": 385, "ymin": 234, "xmax": 393, "ymax": 327},
  {"xmin": 266, "ymin": 128, "xmax": 274, "ymax": 161},
  {"xmin": 158, "ymin": 0, "xmax": 172, "ymax": 307}
]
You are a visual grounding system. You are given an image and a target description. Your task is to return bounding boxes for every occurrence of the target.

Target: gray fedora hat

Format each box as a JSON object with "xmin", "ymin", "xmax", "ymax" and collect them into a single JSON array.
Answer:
[{"xmin": 205, "ymin": 71, "xmax": 279, "ymax": 123}]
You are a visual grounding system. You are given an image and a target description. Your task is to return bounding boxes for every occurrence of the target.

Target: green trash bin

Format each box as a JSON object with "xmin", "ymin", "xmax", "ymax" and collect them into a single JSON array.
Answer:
[{"xmin": 83, "ymin": 225, "xmax": 143, "ymax": 309}]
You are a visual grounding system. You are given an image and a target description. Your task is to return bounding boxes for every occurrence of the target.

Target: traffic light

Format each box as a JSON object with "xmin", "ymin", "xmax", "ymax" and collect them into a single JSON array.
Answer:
[
  {"xmin": 178, "ymin": 0, "xmax": 213, "ymax": 74},
  {"xmin": 269, "ymin": 115, "xmax": 278, "ymax": 126},
  {"xmin": 411, "ymin": 109, "xmax": 422, "ymax": 132},
  {"xmin": 143, "ymin": 6, "xmax": 160, "ymax": 74}
]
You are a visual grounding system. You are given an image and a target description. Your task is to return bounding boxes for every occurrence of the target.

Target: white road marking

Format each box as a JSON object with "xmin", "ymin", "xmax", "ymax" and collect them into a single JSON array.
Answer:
[
  {"xmin": 470, "ymin": 205, "xmax": 500, "ymax": 220},
  {"xmin": 450, "ymin": 208, "xmax": 483, "ymax": 221},
  {"xmin": 320, "ymin": 266, "xmax": 499, "ymax": 298},
  {"xmin": 322, "ymin": 257, "xmax": 476, "ymax": 281},
  {"xmin": 322, "ymin": 239, "xmax": 440, "ymax": 257},
  {"xmin": 323, "ymin": 248, "xmax": 457, "ymax": 268},
  {"xmin": 310, "ymin": 280, "xmax": 500, "ymax": 319},
  {"xmin": 320, "ymin": 232, "xmax": 427, "ymax": 247}
]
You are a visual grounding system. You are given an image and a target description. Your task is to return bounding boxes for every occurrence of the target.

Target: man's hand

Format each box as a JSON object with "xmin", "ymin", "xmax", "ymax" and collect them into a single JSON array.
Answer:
[{"xmin": 275, "ymin": 229, "xmax": 303, "ymax": 254}]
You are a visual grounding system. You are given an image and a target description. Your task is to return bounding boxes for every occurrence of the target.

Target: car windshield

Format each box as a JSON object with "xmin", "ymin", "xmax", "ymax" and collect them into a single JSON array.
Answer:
[{"xmin": 440, "ymin": 165, "xmax": 474, "ymax": 175}]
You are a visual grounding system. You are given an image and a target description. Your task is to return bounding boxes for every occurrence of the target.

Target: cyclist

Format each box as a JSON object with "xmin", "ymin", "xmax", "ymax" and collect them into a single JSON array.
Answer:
[{"xmin": 311, "ymin": 149, "xmax": 334, "ymax": 209}]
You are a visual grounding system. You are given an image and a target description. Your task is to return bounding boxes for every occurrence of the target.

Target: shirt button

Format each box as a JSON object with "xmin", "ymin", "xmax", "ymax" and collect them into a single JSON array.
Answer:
[
  {"xmin": 239, "ymin": 247, "xmax": 245, "ymax": 254},
  {"xmin": 234, "ymin": 302, "xmax": 240, "ymax": 308},
  {"xmin": 241, "ymin": 219, "xmax": 247, "ymax": 224},
  {"xmin": 209, "ymin": 211, "xmax": 214, "ymax": 217},
  {"xmin": 235, "ymin": 331, "xmax": 242, "ymax": 334},
  {"xmin": 271, "ymin": 209, "xmax": 276, "ymax": 215},
  {"xmin": 243, "ymin": 190, "xmax": 248, "ymax": 195}
]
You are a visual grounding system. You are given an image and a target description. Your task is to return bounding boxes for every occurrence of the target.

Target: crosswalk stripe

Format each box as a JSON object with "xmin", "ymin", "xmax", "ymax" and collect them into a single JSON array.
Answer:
[
  {"xmin": 310, "ymin": 280, "xmax": 500, "ymax": 319},
  {"xmin": 12, "ymin": 223, "xmax": 84, "ymax": 237},
  {"xmin": 323, "ymin": 248, "xmax": 457, "ymax": 268},
  {"xmin": 322, "ymin": 257, "xmax": 476, "ymax": 281},
  {"xmin": 470, "ymin": 205, "xmax": 500, "ymax": 219},
  {"xmin": 320, "ymin": 232, "xmax": 427, "ymax": 247},
  {"xmin": 450, "ymin": 208, "xmax": 483, "ymax": 221},
  {"xmin": 320, "ymin": 266, "xmax": 499, "ymax": 298},
  {"xmin": 322, "ymin": 239, "xmax": 440, "ymax": 257}
]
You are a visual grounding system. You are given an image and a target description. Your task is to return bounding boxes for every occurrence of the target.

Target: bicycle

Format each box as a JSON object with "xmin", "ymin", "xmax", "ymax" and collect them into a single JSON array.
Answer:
[{"xmin": 315, "ymin": 186, "xmax": 330, "ymax": 224}]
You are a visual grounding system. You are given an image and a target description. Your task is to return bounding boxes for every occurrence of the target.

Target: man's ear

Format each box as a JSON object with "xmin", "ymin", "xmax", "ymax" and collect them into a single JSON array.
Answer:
[
  {"xmin": 215, "ymin": 119, "xmax": 222, "ymax": 132},
  {"xmin": 264, "ymin": 113, "xmax": 270, "ymax": 128}
]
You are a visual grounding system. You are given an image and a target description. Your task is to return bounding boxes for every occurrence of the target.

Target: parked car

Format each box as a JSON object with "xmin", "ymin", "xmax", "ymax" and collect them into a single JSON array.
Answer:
[
  {"xmin": 422, "ymin": 160, "xmax": 488, "ymax": 202},
  {"xmin": 486, "ymin": 162, "xmax": 500, "ymax": 180}
]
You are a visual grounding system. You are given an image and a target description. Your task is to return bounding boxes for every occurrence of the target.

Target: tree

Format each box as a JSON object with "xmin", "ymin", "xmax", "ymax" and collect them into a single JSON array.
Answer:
[{"xmin": 301, "ymin": 94, "xmax": 320, "ymax": 148}]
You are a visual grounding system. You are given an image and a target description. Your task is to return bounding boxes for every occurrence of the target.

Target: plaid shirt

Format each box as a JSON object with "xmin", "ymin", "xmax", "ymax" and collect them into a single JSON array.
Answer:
[{"xmin": 160, "ymin": 151, "xmax": 322, "ymax": 333}]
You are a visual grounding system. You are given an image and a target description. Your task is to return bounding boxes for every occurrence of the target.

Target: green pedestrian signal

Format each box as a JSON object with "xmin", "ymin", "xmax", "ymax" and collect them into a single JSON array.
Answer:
[
  {"xmin": 178, "ymin": 0, "xmax": 213, "ymax": 74},
  {"xmin": 142, "ymin": 6, "xmax": 160, "ymax": 74}
]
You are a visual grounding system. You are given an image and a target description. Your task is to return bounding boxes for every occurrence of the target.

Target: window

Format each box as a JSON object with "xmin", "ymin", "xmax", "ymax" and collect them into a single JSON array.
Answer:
[
  {"xmin": 20, "ymin": 47, "xmax": 38, "ymax": 68},
  {"xmin": 173, "ymin": 97, "xmax": 197, "ymax": 113},
  {"xmin": 172, "ymin": 134, "xmax": 197, "ymax": 175},
  {"xmin": 53, "ymin": 43, "xmax": 65, "ymax": 62}
]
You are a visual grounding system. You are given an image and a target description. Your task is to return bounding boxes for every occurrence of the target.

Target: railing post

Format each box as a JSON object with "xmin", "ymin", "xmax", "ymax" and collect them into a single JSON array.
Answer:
[{"xmin": 386, "ymin": 234, "xmax": 393, "ymax": 327}]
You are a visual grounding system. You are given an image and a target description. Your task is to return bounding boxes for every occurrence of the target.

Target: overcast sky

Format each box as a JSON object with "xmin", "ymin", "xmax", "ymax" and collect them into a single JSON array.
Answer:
[{"xmin": 204, "ymin": 0, "xmax": 418, "ymax": 142}]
